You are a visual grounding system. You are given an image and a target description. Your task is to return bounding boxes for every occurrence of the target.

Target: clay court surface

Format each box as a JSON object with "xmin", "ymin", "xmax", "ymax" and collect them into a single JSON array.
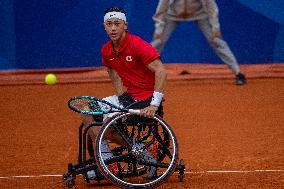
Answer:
[{"xmin": 0, "ymin": 64, "xmax": 283, "ymax": 188}]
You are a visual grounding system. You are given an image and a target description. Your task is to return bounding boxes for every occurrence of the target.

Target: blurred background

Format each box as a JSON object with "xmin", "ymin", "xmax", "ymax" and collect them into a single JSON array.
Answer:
[{"xmin": 0, "ymin": 0, "xmax": 283, "ymax": 70}]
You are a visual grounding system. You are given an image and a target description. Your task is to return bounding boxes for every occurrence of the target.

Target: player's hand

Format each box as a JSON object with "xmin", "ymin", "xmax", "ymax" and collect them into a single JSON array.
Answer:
[
  {"xmin": 213, "ymin": 31, "xmax": 222, "ymax": 38},
  {"xmin": 140, "ymin": 105, "xmax": 158, "ymax": 118},
  {"xmin": 153, "ymin": 33, "xmax": 161, "ymax": 41}
]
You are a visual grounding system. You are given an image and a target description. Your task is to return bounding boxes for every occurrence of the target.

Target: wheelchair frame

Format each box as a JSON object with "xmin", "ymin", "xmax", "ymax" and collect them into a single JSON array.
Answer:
[{"xmin": 63, "ymin": 114, "xmax": 185, "ymax": 188}]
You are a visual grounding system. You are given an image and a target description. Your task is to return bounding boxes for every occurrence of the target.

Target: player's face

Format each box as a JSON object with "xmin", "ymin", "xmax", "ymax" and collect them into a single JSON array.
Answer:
[{"xmin": 104, "ymin": 18, "xmax": 127, "ymax": 42}]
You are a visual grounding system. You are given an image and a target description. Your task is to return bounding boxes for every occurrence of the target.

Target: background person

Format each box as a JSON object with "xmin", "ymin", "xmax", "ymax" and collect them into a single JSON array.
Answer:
[{"xmin": 151, "ymin": 0, "xmax": 246, "ymax": 85}]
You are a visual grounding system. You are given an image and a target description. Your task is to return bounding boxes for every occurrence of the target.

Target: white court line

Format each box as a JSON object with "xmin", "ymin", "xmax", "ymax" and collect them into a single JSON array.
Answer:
[
  {"xmin": 0, "ymin": 170, "xmax": 283, "ymax": 179},
  {"xmin": 0, "ymin": 175, "xmax": 62, "ymax": 179},
  {"xmin": 183, "ymin": 169, "xmax": 284, "ymax": 174}
]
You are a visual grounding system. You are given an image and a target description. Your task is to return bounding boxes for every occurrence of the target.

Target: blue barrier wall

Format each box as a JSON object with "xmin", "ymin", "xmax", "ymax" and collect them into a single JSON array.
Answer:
[
  {"xmin": 0, "ymin": 0, "xmax": 15, "ymax": 69},
  {"xmin": 0, "ymin": 0, "xmax": 283, "ymax": 70}
]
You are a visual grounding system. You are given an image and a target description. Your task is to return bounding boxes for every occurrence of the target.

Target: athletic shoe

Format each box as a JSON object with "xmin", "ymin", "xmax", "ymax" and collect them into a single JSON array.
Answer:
[
  {"xmin": 86, "ymin": 163, "xmax": 118, "ymax": 180},
  {"xmin": 235, "ymin": 73, "xmax": 247, "ymax": 85}
]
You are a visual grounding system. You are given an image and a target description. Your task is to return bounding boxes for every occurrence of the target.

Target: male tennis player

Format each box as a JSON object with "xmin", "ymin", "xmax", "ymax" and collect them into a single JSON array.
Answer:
[
  {"xmin": 85, "ymin": 6, "xmax": 167, "ymax": 180},
  {"xmin": 151, "ymin": 0, "xmax": 246, "ymax": 85}
]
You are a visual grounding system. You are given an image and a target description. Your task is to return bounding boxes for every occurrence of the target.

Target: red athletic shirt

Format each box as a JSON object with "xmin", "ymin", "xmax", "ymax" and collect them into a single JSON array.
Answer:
[{"xmin": 101, "ymin": 32, "xmax": 160, "ymax": 100}]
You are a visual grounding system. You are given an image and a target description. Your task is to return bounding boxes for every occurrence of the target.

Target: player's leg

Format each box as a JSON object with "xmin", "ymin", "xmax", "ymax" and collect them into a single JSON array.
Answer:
[
  {"xmin": 86, "ymin": 95, "xmax": 124, "ymax": 179},
  {"xmin": 196, "ymin": 18, "xmax": 246, "ymax": 85},
  {"xmin": 120, "ymin": 94, "xmax": 164, "ymax": 179},
  {"xmin": 151, "ymin": 19, "xmax": 179, "ymax": 53}
]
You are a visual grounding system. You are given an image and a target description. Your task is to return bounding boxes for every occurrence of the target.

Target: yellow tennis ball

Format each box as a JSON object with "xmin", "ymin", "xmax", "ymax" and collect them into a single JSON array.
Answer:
[{"xmin": 45, "ymin": 73, "xmax": 57, "ymax": 85}]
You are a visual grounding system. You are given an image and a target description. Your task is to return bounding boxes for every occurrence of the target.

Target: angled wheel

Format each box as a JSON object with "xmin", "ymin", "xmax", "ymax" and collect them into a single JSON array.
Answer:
[
  {"xmin": 95, "ymin": 113, "xmax": 178, "ymax": 189},
  {"xmin": 62, "ymin": 173, "xmax": 75, "ymax": 188},
  {"xmin": 177, "ymin": 159, "xmax": 185, "ymax": 182}
]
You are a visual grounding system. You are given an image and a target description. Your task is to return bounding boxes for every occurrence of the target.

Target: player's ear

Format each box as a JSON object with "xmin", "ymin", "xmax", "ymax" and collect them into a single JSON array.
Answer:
[{"xmin": 124, "ymin": 22, "xmax": 128, "ymax": 30}]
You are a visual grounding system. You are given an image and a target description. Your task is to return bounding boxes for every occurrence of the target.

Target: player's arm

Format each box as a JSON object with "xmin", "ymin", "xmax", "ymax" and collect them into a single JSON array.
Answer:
[
  {"xmin": 147, "ymin": 59, "xmax": 167, "ymax": 93},
  {"xmin": 107, "ymin": 68, "xmax": 124, "ymax": 96},
  {"xmin": 141, "ymin": 59, "xmax": 167, "ymax": 118}
]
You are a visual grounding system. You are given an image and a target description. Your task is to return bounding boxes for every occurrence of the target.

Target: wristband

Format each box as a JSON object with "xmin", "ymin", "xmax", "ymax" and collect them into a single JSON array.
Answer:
[{"xmin": 150, "ymin": 91, "xmax": 164, "ymax": 107}]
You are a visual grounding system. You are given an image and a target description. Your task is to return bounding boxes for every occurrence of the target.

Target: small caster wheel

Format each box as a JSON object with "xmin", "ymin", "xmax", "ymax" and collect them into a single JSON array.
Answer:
[
  {"xmin": 178, "ymin": 159, "xmax": 185, "ymax": 182},
  {"xmin": 66, "ymin": 179, "xmax": 75, "ymax": 188},
  {"xmin": 62, "ymin": 173, "xmax": 75, "ymax": 188}
]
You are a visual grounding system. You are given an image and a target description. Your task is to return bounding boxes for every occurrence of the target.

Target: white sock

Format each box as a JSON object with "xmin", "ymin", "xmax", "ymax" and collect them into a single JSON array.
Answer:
[{"xmin": 87, "ymin": 140, "xmax": 113, "ymax": 178}]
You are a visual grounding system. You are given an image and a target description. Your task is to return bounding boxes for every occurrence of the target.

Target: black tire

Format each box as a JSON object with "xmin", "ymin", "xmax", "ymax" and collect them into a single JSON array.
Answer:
[
  {"xmin": 62, "ymin": 173, "xmax": 75, "ymax": 188},
  {"xmin": 178, "ymin": 159, "xmax": 185, "ymax": 182},
  {"xmin": 95, "ymin": 113, "xmax": 178, "ymax": 189}
]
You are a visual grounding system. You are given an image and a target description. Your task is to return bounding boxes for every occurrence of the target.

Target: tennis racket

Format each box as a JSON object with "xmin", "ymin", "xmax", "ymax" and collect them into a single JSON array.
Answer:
[{"xmin": 68, "ymin": 96, "xmax": 141, "ymax": 115}]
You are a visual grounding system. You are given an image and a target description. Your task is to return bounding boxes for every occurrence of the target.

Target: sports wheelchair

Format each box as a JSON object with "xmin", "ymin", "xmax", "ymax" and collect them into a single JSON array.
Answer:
[{"xmin": 63, "ymin": 97, "xmax": 185, "ymax": 189}]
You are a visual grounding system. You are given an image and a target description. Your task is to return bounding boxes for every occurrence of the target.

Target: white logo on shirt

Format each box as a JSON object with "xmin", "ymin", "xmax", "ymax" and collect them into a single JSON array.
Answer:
[
  {"xmin": 109, "ymin": 58, "xmax": 114, "ymax": 61},
  {"xmin": 126, "ymin": 56, "xmax": 133, "ymax": 62}
]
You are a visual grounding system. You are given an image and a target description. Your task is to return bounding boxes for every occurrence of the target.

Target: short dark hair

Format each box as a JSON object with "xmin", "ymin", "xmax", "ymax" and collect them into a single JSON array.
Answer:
[{"xmin": 104, "ymin": 6, "xmax": 126, "ymax": 16}]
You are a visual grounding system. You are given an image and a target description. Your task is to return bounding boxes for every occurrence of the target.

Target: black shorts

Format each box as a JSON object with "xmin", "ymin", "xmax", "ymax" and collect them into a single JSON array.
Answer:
[
  {"xmin": 118, "ymin": 92, "xmax": 163, "ymax": 117},
  {"xmin": 93, "ymin": 92, "xmax": 164, "ymax": 122}
]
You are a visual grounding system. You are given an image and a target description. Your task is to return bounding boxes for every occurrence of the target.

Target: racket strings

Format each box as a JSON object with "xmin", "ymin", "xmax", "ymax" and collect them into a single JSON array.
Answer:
[{"xmin": 71, "ymin": 98, "xmax": 101, "ymax": 112}]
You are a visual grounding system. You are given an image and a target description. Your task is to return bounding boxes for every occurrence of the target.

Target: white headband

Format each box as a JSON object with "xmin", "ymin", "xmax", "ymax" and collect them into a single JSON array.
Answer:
[{"xmin": 104, "ymin": 12, "xmax": 126, "ymax": 22}]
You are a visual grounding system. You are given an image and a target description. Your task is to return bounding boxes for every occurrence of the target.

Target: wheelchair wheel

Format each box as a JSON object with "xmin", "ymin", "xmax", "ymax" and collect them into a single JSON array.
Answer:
[{"xmin": 95, "ymin": 113, "xmax": 178, "ymax": 189}]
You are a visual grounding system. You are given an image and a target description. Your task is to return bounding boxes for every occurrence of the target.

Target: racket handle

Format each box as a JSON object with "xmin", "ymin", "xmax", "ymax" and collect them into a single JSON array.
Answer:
[{"xmin": 128, "ymin": 109, "xmax": 141, "ymax": 115}]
